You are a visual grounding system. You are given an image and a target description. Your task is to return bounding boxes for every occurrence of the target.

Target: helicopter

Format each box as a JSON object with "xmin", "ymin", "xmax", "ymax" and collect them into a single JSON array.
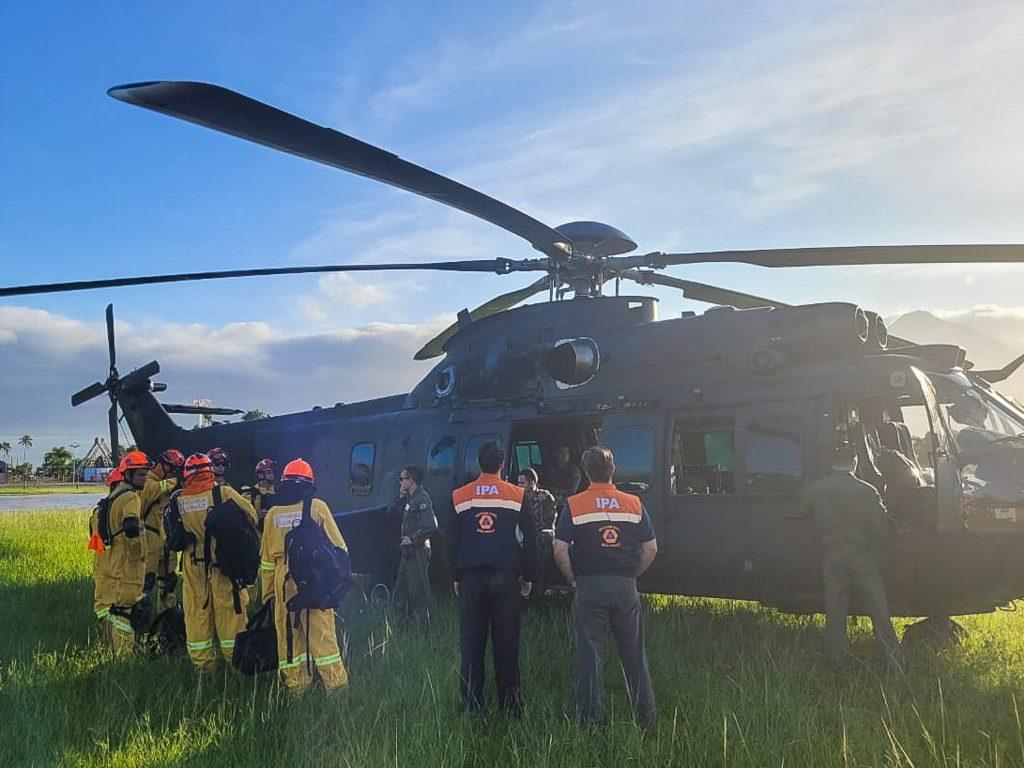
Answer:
[{"xmin": 6, "ymin": 81, "xmax": 1024, "ymax": 628}]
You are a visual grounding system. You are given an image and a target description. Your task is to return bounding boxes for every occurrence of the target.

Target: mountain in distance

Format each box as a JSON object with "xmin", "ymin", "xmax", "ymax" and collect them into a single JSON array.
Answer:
[{"xmin": 888, "ymin": 310, "xmax": 1024, "ymax": 401}]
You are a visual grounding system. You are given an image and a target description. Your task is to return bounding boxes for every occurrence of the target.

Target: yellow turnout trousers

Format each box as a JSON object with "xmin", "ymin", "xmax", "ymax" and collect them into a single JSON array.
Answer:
[
  {"xmin": 181, "ymin": 552, "xmax": 249, "ymax": 671},
  {"xmin": 271, "ymin": 578, "xmax": 348, "ymax": 695}
]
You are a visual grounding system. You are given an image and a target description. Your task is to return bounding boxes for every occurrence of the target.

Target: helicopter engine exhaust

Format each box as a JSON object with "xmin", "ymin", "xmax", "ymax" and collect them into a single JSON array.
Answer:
[
  {"xmin": 766, "ymin": 303, "xmax": 870, "ymax": 354},
  {"xmin": 545, "ymin": 338, "xmax": 600, "ymax": 385}
]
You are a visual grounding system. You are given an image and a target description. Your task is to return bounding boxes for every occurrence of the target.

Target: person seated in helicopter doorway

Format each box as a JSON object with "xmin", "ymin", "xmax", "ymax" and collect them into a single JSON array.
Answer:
[
  {"xmin": 801, "ymin": 442, "xmax": 904, "ymax": 674},
  {"xmin": 517, "ymin": 467, "xmax": 556, "ymax": 599},
  {"xmin": 546, "ymin": 445, "xmax": 582, "ymax": 506},
  {"xmin": 387, "ymin": 465, "xmax": 437, "ymax": 630}
]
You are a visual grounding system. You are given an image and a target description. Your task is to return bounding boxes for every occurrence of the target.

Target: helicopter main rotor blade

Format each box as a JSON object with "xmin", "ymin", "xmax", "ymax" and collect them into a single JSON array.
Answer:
[
  {"xmin": 108, "ymin": 81, "xmax": 572, "ymax": 260},
  {"xmin": 613, "ymin": 244, "xmax": 1024, "ymax": 270},
  {"xmin": 415, "ymin": 275, "xmax": 552, "ymax": 361},
  {"xmin": 0, "ymin": 258, "xmax": 543, "ymax": 298},
  {"xmin": 621, "ymin": 270, "xmax": 789, "ymax": 309}
]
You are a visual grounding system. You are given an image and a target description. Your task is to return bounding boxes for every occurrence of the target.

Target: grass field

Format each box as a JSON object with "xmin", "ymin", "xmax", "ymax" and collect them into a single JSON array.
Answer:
[
  {"xmin": 3, "ymin": 508, "xmax": 1024, "ymax": 767},
  {"xmin": 0, "ymin": 486, "xmax": 102, "ymax": 495}
]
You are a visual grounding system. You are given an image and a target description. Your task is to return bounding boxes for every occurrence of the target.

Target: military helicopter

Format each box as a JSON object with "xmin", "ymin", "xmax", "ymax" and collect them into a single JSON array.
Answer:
[{"xmin": 7, "ymin": 81, "xmax": 1024, "ymax": 630}]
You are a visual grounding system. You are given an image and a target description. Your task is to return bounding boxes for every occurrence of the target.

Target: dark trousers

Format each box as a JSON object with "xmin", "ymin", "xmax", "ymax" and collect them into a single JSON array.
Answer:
[
  {"xmin": 573, "ymin": 574, "xmax": 656, "ymax": 728},
  {"xmin": 458, "ymin": 567, "xmax": 523, "ymax": 713},
  {"xmin": 393, "ymin": 546, "xmax": 432, "ymax": 629},
  {"xmin": 822, "ymin": 550, "xmax": 903, "ymax": 671}
]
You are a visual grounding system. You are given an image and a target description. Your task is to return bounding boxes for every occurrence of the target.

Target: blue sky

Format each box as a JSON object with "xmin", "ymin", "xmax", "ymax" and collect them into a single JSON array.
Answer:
[{"xmin": 4, "ymin": 1, "xmax": 1024, "ymax": 465}]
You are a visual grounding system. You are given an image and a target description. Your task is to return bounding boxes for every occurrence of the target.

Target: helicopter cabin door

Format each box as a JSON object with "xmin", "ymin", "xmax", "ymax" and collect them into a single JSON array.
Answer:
[
  {"xmin": 664, "ymin": 408, "xmax": 745, "ymax": 598},
  {"xmin": 737, "ymin": 400, "xmax": 817, "ymax": 609},
  {"xmin": 909, "ymin": 366, "xmax": 963, "ymax": 529}
]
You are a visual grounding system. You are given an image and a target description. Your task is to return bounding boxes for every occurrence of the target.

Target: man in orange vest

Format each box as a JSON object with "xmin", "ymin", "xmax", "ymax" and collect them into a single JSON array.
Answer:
[
  {"xmin": 553, "ymin": 445, "xmax": 658, "ymax": 729},
  {"xmin": 451, "ymin": 440, "xmax": 538, "ymax": 715}
]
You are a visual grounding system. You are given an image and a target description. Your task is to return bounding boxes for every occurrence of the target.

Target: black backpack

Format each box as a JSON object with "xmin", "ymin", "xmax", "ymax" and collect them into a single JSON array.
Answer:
[
  {"xmin": 284, "ymin": 494, "xmax": 353, "ymax": 612},
  {"xmin": 204, "ymin": 485, "xmax": 261, "ymax": 612},
  {"xmin": 163, "ymin": 490, "xmax": 195, "ymax": 553},
  {"xmin": 89, "ymin": 488, "xmax": 137, "ymax": 546},
  {"xmin": 232, "ymin": 600, "xmax": 278, "ymax": 676},
  {"xmin": 146, "ymin": 605, "xmax": 186, "ymax": 655}
]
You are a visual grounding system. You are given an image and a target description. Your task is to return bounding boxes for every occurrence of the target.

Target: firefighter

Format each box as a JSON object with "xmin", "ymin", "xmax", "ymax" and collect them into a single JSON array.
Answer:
[
  {"xmin": 451, "ymin": 440, "xmax": 538, "ymax": 715},
  {"xmin": 553, "ymin": 446, "xmax": 658, "ymax": 729},
  {"xmin": 260, "ymin": 459, "xmax": 350, "ymax": 696},
  {"xmin": 88, "ymin": 451, "xmax": 151, "ymax": 654},
  {"xmin": 139, "ymin": 449, "xmax": 184, "ymax": 613},
  {"xmin": 208, "ymin": 447, "xmax": 231, "ymax": 487},
  {"xmin": 171, "ymin": 452, "xmax": 259, "ymax": 672},
  {"xmin": 250, "ymin": 459, "xmax": 277, "ymax": 530},
  {"xmin": 390, "ymin": 464, "xmax": 436, "ymax": 630},
  {"xmin": 801, "ymin": 443, "xmax": 903, "ymax": 673}
]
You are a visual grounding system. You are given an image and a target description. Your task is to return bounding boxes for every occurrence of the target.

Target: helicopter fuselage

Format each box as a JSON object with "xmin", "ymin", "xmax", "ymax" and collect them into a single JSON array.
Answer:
[{"xmin": 117, "ymin": 295, "xmax": 1024, "ymax": 617}]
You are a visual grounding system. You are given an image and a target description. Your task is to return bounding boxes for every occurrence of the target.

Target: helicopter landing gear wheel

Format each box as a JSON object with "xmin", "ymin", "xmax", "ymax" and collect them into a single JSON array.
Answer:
[
  {"xmin": 901, "ymin": 616, "xmax": 965, "ymax": 650},
  {"xmin": 369, "ymin": 583, "xmax": 391, "ymax": 609}
]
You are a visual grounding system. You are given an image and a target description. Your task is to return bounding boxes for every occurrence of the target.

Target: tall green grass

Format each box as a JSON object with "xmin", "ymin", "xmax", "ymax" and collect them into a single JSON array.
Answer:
[{"xmin": 2, "ymin": 508, "xmax": 1023, "ymax": 767}]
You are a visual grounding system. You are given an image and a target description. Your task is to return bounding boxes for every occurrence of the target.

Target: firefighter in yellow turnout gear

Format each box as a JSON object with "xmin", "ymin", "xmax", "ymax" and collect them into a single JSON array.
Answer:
[
  {"xmin": 172, "ymin": 453, "xmax": 259, "ymax": 672},
  {"xmin": 139, "ymin": 449, "xmax": 185, "ymax": 612},
  {"xmin": 260, "ymin": 459, "xmax": 349, "ymax": 695},
  {"xmin": 88, "ymin": 452, "xmax": 151, "ymax": 654}
]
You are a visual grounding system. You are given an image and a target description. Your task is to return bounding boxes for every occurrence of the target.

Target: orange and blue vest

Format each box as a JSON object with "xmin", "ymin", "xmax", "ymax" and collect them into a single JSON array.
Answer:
[
  {"xmin": 555, "ymin": 483, "xmax": 655, "ymax": 577},
  {"xmin": 451, "ymin": 473, "xmax": 536, "ymax": 579}
]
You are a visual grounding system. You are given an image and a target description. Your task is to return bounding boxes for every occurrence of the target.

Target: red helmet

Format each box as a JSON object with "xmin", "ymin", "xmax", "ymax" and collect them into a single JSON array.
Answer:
[
  {"xmin": 208, "ymin": 447, "xmax": 230, "ymax": 472},
  {"xmin": 281, "ymin": 458, "xmax": 314, "ymax": 483},
  {"xmin": 183, "ymin": 453, "xmax": 213, "ymax": 478},
  {"xmin": 255, "ymin": 459, "xmax": 277, "ymax": 481},
  {"xmin": 119, "ymin": 451, "xmax": 151, "ymax": 471},
  {"xmin": 106, "ymin": 468, "xmax": 123, "ymax": 486},
  {"xmin": 158, "ymin": 449, "xmax": 185, "ymax": 470}
]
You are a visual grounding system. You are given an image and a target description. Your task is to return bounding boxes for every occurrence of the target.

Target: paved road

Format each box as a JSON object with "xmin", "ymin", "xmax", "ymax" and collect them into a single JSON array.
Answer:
[{"xmin": 0, "ymin": 493, "xmax": 104, "ymax": 511}]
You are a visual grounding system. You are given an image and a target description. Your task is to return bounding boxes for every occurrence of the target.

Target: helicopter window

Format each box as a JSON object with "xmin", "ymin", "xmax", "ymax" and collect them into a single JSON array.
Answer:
[
  {"xmin": 670, "ymin": 420, "xmax": 735, "ymax": 495},
  {"xmin": 427, "ymin": 436, "xmax": 456, "ymax": 477},
  {"xmin": 601, "ymin": 424, "xmax": 653, "ymax": 494},
  {"xmin": 513, "ymin": 441, "xmax": 543, "ymax": 477},
  {"xmin": 350, "ymin": 442, "xmax": 375, "ymax": 496},
  {"xmin": 465, "ymin": 435, "xmax": 502, "ymax": 480},
  {"xmin": 744, "ymin": 420, "xmax": 802, "ymax": 492}
]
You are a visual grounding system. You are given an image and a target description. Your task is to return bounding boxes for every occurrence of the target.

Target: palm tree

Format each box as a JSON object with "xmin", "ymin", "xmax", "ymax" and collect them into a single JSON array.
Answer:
[
  {"xmin": 0, "ymin": 441, "xmax": 11, "ymax": 466},
  {"xmin": 18, "ymin": 435, "xmax": 32, "ymax": 465}
]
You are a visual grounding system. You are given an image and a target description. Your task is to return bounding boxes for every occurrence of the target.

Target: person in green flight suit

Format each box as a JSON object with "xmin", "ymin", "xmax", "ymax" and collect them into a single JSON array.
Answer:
[
  {"xmin": 389, "ymin": 464, "xmax": 437, "ymax": 630},
  {"xmin": 801, "ymin": 442, "xmax": 903, "ymax": 673}
]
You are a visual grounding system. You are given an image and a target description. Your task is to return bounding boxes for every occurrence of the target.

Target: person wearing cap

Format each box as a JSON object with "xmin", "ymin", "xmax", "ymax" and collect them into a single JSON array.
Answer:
[
  {"xmin": 139, "ymin": 449, "xmax": 185, "ymax": 613},
  {"xmin": 553, "ymin": 445, "xmax": 658, "ymax": 729},
  {"xmin": 172, "ymin": 452, "xmax": 259, "ymax": 672},
  {"xmin": 260, "ymin": 459, "xmax": 350, "ymax": 695},
  {"xmin": 88, "ymin": 451, "xmax": 151, "ymax": 654},
  {"xmin": 208, "ymin": 447, "xmax": 231, "ymax": 487}
]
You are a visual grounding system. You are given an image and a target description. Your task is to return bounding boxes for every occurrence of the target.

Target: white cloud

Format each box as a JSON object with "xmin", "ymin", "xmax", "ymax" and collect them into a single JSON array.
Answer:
[{"xmin": 0, "ymin": 304, "xmax": 447, "ymax": 449}]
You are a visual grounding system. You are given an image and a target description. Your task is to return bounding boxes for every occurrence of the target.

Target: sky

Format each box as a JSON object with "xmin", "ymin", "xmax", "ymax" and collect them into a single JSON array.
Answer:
[{"xmin": 3, "ymin": 0, "xmax": 1024, "ymax": 466}]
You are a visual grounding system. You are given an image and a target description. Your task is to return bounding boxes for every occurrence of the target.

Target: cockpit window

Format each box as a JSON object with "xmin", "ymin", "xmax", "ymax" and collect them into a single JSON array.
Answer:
[{"xmin": 928, "ymin": 374, "xmax": 1024, "ymax": 452}]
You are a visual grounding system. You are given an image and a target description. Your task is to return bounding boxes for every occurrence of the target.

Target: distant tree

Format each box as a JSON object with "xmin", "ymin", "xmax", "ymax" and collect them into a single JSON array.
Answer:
[
  {"xmin": 41, "ymin": 446, "xmax": 74, "ymax": 481},
  {"xmin": 242, "ymin": 410, "xmax": 268, "ymax": 421},
  {"xmin": 0, "ymin": 442, "xmax": 11, "ymax": 466},
  {"xmin": 12, "ymin": 462, "xmax": 33, "ymax": 480},
  {"xmin": 18, "ymin": 435, "xmax": 32, "ymax": 464}
]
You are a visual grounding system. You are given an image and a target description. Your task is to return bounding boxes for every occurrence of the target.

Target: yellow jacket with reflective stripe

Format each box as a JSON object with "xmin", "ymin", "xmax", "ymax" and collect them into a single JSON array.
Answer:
[
  {"xmin": 260, "ymin": 497, "xmax": 346, "ymax": 600},
  {"xmin": 178, "ymin": 484, "xmax": 258, "ymax": 569},
  {"xmin": 91, "ymin": 483, "xmax": 145, "ymax": 609},
  {"xmin": 139, "ymin": 472, "xmax": 178, "ymax": 572}
]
